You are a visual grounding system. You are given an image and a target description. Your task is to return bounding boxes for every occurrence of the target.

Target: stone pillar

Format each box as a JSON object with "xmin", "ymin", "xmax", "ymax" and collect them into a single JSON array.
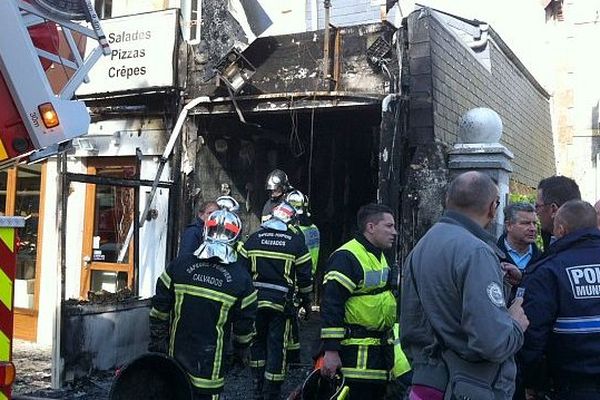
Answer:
[{"xmin": 448, "ymin": 108, "xmax": 514, "ymax": 237}]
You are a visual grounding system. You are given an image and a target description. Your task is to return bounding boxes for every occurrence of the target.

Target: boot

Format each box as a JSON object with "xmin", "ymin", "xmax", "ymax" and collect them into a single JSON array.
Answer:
[
  {"xmin": 264, "ymin": 380, "xmax": 282, "ymax": 400},
  {"xmin": 252, "ymin": 367, "xmax": 265, "ymax": 400}
]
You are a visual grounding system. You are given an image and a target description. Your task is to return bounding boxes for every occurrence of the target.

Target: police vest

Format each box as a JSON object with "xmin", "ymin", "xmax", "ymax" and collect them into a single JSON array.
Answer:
[
  {"xmin": 298, "ymin": 224, "xmax": 320, "ymax": 275},
  {"xmin": 337, "ymin": 239, "xmax": 396, "ymax": 331}
]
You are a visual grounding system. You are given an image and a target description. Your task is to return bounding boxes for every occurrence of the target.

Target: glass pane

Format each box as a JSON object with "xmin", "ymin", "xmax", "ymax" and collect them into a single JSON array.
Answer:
[
  {"xmin": 15, "ymin": 165, "xmax": 42, "ymax": 309},
  {"xmin": 92, "ymin": 165, "xmax": 135, "ymax": 264},
  {"xmin": 90, "ymin": 270, "xmax": 128, "ymax": 293}
]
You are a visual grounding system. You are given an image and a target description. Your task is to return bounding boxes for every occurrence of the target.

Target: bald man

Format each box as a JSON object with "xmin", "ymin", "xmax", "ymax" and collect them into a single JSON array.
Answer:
[
  {"xmin": 402, "ymin": 171, "xmax": 528, "ymax": 400},
  {"xmin": 521, "ymin": 200, "xmax": 600, "ymax": 399}
]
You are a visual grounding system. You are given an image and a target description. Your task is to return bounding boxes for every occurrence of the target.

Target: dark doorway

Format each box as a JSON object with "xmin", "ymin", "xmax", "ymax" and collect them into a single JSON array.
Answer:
[{"xmin": 192, "ymin": 106, "xmax": 381, "ymax": 270}]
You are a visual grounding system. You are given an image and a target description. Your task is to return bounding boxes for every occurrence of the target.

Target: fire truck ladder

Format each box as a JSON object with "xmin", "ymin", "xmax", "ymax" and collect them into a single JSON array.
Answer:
[{"xmin": 0, "ymin": 0, "xmax": 110, "ymax": 157}]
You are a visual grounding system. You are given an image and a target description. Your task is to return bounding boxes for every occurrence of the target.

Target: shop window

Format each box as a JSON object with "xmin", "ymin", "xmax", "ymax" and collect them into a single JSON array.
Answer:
[{"xmin": 81, "ymin": 159, "xmax": 136, "ymax": 297}]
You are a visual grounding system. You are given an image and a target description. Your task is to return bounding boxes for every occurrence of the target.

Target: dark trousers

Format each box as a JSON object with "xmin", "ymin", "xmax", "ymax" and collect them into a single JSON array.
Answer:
[
  {"xmin": 552, "ymin": 375, "xmax": 600, "ymax": 400},
  {"xmin": 339, "ymin": 341, "xmax": 391, "ymax": 400},
  {"xmin": 250, "ymin": 308, "xmax": 291, "ymax": 398},
  {"xmin": 346, "ymin": 380, "xmax": 386, "ymax": 400},
  {"xmin": 554, "ymin": 390, "xmax": 600, "ymax": 400},
  {"xmin": 194, "ymin": 392, "xmax": 220, "ymax": 400},
  {"xmin": 286, "ymin": 312, "xmax": 301, "ymax": 364}
]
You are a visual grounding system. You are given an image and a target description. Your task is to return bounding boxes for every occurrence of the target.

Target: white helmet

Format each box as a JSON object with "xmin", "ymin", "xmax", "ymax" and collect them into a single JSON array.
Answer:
[
  {"xmin": 286, "ymin": 190, "xmax": 306, "ymax": 215},
  {"xmin": 194, "ymin": 210, "xmax": 241, "ymax": 264},
  {"xmin": 261, "ymin": 202, "xmax": 296, "ymax": 232},
  {"xmin": 216, "ymin": 195, "xmax": 240, "ymax": 213}
]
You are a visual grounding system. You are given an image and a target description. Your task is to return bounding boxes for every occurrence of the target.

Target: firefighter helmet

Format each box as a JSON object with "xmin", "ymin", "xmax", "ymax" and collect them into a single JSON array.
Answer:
[
  {"xmin": 261, "ymin": 201, "xmax": 296, "ymax": 232},
  {"xmin": 265, "ymin": 169, "xmax": 290, "ymax": 192},
  {"xmin": 216, "ymin": 195, "xmax": 240, "ymax": 213},
  {"xmin": 286, "ymin": 190, "xmax": 306, "ymax": 215},
  {"xmin": 195, "ymin": 210, "xmax": 241, "ymax": 264},
  {"xmin": 301, "ymin": 369, "xmax": 348, "ymax": 400},
  {"xmin": 203, "ymin": 209, "xmax": 241, "ymax": 244}
]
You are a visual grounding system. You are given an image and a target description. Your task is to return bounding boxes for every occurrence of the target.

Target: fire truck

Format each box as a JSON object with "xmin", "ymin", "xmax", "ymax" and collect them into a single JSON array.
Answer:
[{"xmin": 0, "ymin": 1, "xmax": 109, "ymax": 398}]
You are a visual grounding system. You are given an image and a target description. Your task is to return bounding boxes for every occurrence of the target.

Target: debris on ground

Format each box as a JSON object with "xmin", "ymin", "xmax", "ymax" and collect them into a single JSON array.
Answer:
[
  {"xmin": 63, "ymin": 289, "xmax": 137, "ymax": 307},
  {"xmin": 12, "ymin": 315, "xmax": 321, "ymax": 399}
]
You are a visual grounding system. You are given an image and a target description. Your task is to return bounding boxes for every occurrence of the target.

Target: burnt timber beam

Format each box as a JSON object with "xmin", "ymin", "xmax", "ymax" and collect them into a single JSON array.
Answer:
[{"xmin": 187, "ymin": 91, "xmax": 384, "ymax": 115}]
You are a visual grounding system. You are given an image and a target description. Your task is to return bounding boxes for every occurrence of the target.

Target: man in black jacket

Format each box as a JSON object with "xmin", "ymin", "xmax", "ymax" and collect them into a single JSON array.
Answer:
[
  {"xmin": 498, "ymin": 202, "xmax": 541, "ymax": 400},
  {"xmin": 522, "ymin": 200, "xmax": 600, "ymax": 399},
  {"xmin": 536, "ymin": 176, "xmax": 580, "ymax": 251},
  {"xmin": 261, "ymin": 169, "xmax": 292, "ymax": 223},
  {"xmin": 240, "ymin": 202, "xmax": 312, "ymax": 400},
  {"xmin": 150, "ymin": 209, "xmax": 257, "ymax": 400},
  {"xmin": 178, "ymin": 200, "xmax": 219, "ymax": 256},
  {"xmin": 497, "ymin": 202, "xmax": 541, "ymax": 272}
]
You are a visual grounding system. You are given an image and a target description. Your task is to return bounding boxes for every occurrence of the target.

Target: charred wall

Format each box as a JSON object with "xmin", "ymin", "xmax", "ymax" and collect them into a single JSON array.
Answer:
[
  {"xmin": 191, "ymin": 107, "xmax": 381, "ymax": 267},
  {"xmin": 187, "ymin": 23, "xmax": 395, "ymax": 97}
]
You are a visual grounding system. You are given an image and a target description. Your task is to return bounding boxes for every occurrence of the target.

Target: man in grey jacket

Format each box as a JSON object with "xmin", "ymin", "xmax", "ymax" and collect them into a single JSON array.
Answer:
[{"xmin": 401, "ymin": 171, "xmax": 529, "ymax": 400}]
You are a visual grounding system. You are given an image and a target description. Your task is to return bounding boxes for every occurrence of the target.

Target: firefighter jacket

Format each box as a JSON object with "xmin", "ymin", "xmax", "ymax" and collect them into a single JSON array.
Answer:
[
  {"xmin": 149, "ymin": 254, "xmax": 257, "ymax": 395},
  {"xmin": 521, "ymin": 227, "xmax": 600, "ymax": 383},
  {"xmin": 178, "ymin": 217, "xmax": 204, "ymax": 256},
  {"xmin": 239, "ymin": 226, "xmax": 312, "ymax": 312},
  {"xmin": 321, "ymin": 234, "xmax": 408, "ymax": 382},
  {"xmin": 261, "ymin": 198, "xmax": 282, "ymax": 223},
  {"xmin": 297, "ymin": 215, "xmax": 320, "ymax": 276}
]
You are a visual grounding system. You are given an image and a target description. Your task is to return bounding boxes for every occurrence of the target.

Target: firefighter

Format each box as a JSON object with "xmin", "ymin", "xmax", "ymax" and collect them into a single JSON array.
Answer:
[
  {"xmin": 178, "ymin": 200, "xmax": 220, "ymax": 256},
  {"xmin": 285, "ymin": 189, "xmax": 321, "ymax": 365},
  {"xmin": 286, "ymin": 190, "xmax": 320, "ymax": 276},
  {"xmin": 261, "ymin": 169, "xmax": 292, "ymax": 222},
  {"xmin": 320, "ymin": 203, "xmax": 410, "ymax": 399},
  {"xmin": 240, "ymin": 202, "xmax": 313, "ymax": 400},
  {"xmin": 149, "ymin": 209, "xmax": 258, "ymax": 400}
]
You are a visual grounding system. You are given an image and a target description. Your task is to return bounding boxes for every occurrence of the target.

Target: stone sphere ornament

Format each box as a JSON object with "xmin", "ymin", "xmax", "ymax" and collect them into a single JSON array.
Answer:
[{"xmin": 458, "ymin": 107, "xmax": 503, "ymax": 144}]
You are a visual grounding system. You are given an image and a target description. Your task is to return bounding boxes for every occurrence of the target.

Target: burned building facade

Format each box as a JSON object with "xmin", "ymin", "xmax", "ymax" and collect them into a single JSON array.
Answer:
[{"xmin": 180, "ymin": 3, "xmax": 554, "ymax": 267}]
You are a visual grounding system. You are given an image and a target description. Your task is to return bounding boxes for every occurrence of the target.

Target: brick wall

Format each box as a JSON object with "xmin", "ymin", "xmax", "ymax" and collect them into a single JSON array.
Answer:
[{"xmin": 407, "ymin": 9, "xmax": 555, "ymax": 188}]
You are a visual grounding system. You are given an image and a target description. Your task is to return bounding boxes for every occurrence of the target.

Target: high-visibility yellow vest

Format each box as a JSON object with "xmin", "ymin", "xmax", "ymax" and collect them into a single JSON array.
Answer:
[
  {"xmin": 298, "ymin": 224, "xmax": 320, "ymax": 275},
  {"xmin": 338, "ymin": 239, "xmax": 396, "ymax": 331},
  {"xmin": 390, "ymin": 323, "xmax": 411, "ymax": 378},
  {"xmin": 338, "ymin": 239, "xmax": 411, "ymax": 378}
]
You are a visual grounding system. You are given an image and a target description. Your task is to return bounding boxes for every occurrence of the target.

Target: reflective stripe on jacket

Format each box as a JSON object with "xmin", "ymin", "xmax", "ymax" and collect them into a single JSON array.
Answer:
[
  {"xmin": 320, "ymin": 235, "xmax": 406, "ymax": 382},
  {"xmin": 325, "ymin": 238, "xmax": 396, "ymax": 331},
  {"xmin": 149, "ymin": 255, "xmax": 257, "ymax": 394}
]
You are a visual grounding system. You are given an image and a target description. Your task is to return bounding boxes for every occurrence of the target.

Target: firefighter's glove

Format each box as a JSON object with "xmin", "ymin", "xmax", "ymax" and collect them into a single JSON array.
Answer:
[{"xmin": 148, "ymin": 322, "xmax": 169, "ymax": 354}]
